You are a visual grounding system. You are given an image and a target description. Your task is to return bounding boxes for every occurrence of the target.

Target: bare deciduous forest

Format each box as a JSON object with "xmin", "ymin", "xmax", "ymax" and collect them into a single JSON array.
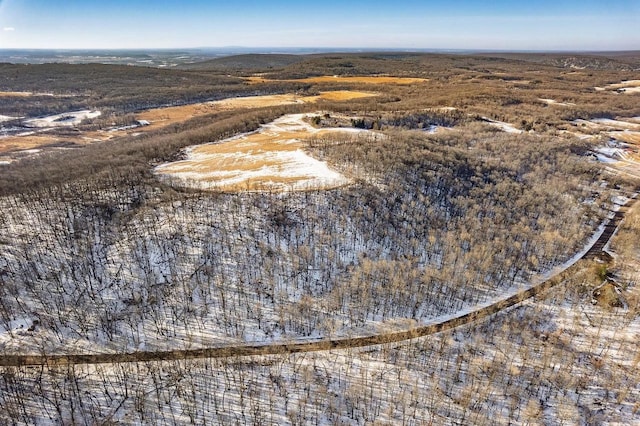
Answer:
[{"xmin": 0, "ymin": 52, "xmax": 639, "ymax": 424}]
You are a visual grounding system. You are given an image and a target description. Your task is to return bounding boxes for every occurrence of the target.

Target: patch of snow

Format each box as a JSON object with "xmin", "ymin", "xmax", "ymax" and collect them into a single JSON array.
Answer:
[
  {"xmin": 538, "ymin": 98, "xmax": 575, "ymax": 107},
  {"xmin": 596, "ymin": 153, "xmax": 619, "ymax": 164},
  {"xmin": 23, "ymin": 110, "xmax": 101, "ymax": 128},
  {"xmin": 597, "ymin": 81, "xmax": 640, "ymax": 94},
  {"xmin": 611, "ymin": 195, "xmax": 629, "ymax": 206},
  {"xmin": 0, "ymin": 115, "xmax": 18, "ymax": 123},
  {"xmin": 109, "ymin": 120, "xmax": 150, "ymax": 132},
  {"xmin": 480, "ymin": 117, "xmax": 522, "ymax": 134},
  {"xmin": 572, "ymin": 119, "xmax": 599, "ymax": 128},
  {"xmin": 0, "ymin": 317, "xmax": 38, "ymax": 341},
  {"xmin": 163, "ymin": 149, "xmax": 350, "ymax": 192},
  {"xmin": 156, "ymin": 113, "xmax": 381, "ymax": 192},
  {"xmin": 595, "ymin": 146, "xmax": 622, "ymax": 158},
  {"xmin": 616, "ymin": 87, "xmax": 640, "ymax": 94},
  {"xmin": 591, "ymin": 118, "xmax": 640, "ymax": 130},
  {"xmin": 606, "ymin": 80, "xmax": 640, "ymax": 88}
]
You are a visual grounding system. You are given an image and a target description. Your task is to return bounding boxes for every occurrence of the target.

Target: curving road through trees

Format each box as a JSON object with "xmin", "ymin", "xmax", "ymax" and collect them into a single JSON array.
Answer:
[{"xmin": 0, "ymin": 198, "xmax": 634, "ymax": 367}]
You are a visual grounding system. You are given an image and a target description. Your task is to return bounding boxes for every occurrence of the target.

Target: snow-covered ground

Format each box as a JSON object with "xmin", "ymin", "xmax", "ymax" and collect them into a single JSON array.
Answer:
[
  {"xmin": 596, "ymin": 80, "xmax": 640, "ymax": 94},
  {"xmin": 23, "ymin": 110, "xmax": 101, "ymax": 128},
  {"xmin": 572, "ymin": 118, "xmax": 640, "ymax": 149},
  {"xmin": 0, "ymin": 114, "xmax": 19, "ymax": 123},
  {"xmin": 480, "ymin": 117, "xmax": 523, "ymax": 133},
  {"xmin": 594, "ymin": 141, "xmax": 626, "ymax": 163},
  {"xmin": 3, "ymin": 265, "xmax": 637, "ymax": 425},
  {"xmin": 590, "ymin": 118, "xmax": 640, "ymax": 130},
  {"xmin": 156, "ymin": 113, "xmax": 379, "ymax": 192}
]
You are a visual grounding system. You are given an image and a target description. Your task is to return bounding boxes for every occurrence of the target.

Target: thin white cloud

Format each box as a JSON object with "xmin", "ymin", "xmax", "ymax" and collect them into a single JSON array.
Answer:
[{"xmin": 3, "ymin": 27, "xmax": 15, "ymax": 31}]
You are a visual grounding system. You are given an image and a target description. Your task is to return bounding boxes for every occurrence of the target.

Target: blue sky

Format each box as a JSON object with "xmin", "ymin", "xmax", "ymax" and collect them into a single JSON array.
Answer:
[{"xmin": 0, "ymin": 0, "xmax": 638, "ymax": 50}]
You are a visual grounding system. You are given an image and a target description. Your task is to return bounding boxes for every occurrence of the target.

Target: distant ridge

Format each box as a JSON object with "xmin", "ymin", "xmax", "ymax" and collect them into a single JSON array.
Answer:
[{"xmin": 181, "ymin": 53, "xmax": 307, "ymax": 71}]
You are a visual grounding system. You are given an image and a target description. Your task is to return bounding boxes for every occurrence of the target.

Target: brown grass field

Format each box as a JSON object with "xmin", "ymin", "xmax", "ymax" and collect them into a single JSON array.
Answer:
[
  {"xmin": 0, "ymin": 91, "xmax": 33, "ymax": 97},
  {"xmin": 0, "ymin": 91, "xmax": 377, "ymax": 156},
  {"xmin": 211, "ymin": 91, "xmax": 376, "ymax": 110},
  {"xmin": 245, "ymin": 75, "xmax": 428, "ymax": 85},
  {"xmin": 155, "ymin": 113, "xmax": 366, "ymax": 192}
]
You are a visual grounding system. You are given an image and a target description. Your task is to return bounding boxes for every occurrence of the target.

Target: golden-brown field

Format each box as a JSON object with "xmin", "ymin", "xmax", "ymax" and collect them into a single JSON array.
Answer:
[
  {"xmin": 155, "ymin": 113, "xmax": 372, "ymax": 192},
  {"xmin": 245, "ymin": 75, "xmax": 428, "ymax": 85},
  {"xmin": 0, "ymin": 91, "xmax": 376, "ymax": 157}
]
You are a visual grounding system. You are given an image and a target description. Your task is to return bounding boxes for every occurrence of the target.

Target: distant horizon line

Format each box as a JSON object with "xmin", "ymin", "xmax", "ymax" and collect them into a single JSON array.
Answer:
[{"xmin": 1, "ymin": 47, "xmax": 639, "ymax": 54}]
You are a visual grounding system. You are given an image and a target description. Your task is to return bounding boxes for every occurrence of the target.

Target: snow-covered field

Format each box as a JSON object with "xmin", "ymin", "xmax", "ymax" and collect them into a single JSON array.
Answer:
[
  {"xmin": 22, "ymin": 110, "xmax": 101, "ymax": 128},
  {"xmin": 0, "ymin": 91, "xmax": 375, "ymax": 161},
  {"xmin": 480, "ymin": 117, "xmax": 523, "ymax": 133},
  {"xmin": 572, "ymin": 117, "xmax": 640, "ymax": 147},
  {"xmin": 0, "ymin": 114, "xmax": 18, "ymax": 123},
  {"xmin": 156, "ymin": 113, "xmax": 379, "ymax": 192}
]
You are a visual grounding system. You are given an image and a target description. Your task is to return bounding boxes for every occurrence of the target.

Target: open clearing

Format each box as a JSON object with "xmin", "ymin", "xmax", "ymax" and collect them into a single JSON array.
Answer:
[
  {"xmin": 210, "ymin": 90, "xmax": 375, "ymax": 110},
  {"xmin": 595, "ymin": 80, "xmax": 640, "ymax": 94},
  {"xmin": 573, "ymin": 117, "xmax": 640, "ymax": 141},
  {"xmin": 155, "ymin": 113, "xmax": 376, "ymax": 192},
  {"xmin": 0, "ymin": 91, "xmax": 376, "ymax": 159},
  {"xmin": 22, "ymin": 110, "xmax": 101, "ymax": 128},
  {"xmin": 0, "ymin": 91, "xmax": 32, "ymax": 97},
  {"xmin": 0, "ymin": 115, "xmax": 18, "ymax": 122},
  {"xmin": 570, "ymin": 116, "xmax": 640, "ymax": 168},
  {"xmin": 245, "ymin": 75, "xmax": 428, "ymax": 85},
  {"xmin": 538, "ymin": 98, "xmax": 575, "ymax": 107},
  {"xmin": 0, "ymin": 131, "xmax": 115, "ymax": 155}
]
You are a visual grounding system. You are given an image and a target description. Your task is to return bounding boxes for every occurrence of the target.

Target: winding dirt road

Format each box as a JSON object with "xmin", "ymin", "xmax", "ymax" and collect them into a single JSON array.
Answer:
[{"xmin": 0, "ymin": 199, "xmax": 634, "ymax": 367}]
